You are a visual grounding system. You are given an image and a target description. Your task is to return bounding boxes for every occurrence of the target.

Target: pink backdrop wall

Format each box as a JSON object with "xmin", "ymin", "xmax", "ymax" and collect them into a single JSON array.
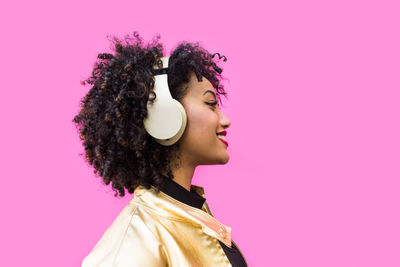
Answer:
[{"xmin": 1, "ymin": 0, "xmax": 399, "ymax": 266}]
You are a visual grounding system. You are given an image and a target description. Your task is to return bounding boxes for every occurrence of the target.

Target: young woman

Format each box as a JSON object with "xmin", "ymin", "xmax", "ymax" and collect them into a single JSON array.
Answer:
[{"xmin": 73, "ymin": 32, "xmax": 248, "ymax": 267}]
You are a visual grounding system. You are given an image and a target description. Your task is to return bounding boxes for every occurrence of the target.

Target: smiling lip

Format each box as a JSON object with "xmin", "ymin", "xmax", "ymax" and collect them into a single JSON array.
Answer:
[
  {"xmin": 217, "ymin": 130, "xmax": 227, "ymax": 136},
  {"xmin": 217, "ymin": 137, "xmax": 229, "ymax": 147},
  {"xmin": 216, "ymin": 130, "xmax": 228, "ymax": 147}
]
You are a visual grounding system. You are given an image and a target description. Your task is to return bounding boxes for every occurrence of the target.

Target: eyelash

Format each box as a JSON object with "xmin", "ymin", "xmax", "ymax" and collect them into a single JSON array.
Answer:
[{"xmin": 205, "ymin": 101, "xmax": 219, "ymax": 109}]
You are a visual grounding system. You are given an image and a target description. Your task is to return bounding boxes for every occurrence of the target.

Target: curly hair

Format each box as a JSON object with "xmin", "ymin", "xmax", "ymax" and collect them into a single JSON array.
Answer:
[{"xmin": 72, "ymin": 32, "xmax": 228, "ymax": 197}]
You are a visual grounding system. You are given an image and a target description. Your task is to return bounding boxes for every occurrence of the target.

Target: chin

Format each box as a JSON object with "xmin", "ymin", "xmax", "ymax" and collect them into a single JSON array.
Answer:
[
  {"xmin": 202, "ymin": 154, "xmax": 230, "ymax": 165},
  {"xmin": 218, "ymin": 153, "xmax": 230, "ymax": 164}
]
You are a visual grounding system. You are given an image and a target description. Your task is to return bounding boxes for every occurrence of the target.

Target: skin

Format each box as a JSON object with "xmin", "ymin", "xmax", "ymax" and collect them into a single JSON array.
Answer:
[{"xmin": 165, "ymin": 72, "xmax": 231, "ymax": 191}]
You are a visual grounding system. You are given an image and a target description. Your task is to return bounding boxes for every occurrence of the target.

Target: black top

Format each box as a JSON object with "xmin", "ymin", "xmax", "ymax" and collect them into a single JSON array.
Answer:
[{"xmin": 159, "ymin": 175, "xmax": 248, "ymax": 267}]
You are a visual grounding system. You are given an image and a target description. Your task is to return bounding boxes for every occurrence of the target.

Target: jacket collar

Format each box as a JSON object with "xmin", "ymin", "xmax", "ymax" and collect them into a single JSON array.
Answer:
[
  {"xmin": 158, "ymin": 175, "xmax": 206, "ymax": 209},
  {"xmin": 131, "ymin": 184, "xmax": 232, "ymax": 248}
]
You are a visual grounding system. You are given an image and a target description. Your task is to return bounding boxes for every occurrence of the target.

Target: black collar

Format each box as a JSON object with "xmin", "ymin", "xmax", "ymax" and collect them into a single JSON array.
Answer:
[{"xmin": 159, "ymin": 175, "xmax": 206, "ymax": 209}]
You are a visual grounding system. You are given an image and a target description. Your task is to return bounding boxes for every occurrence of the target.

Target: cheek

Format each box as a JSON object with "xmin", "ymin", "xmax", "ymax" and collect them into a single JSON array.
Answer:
[{"xmin": 185, "ymin": 106, "xmax": 218, "ymax": 139}]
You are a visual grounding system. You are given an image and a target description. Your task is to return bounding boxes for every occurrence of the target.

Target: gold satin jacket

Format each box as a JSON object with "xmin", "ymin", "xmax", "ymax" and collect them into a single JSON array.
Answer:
[{"xmin": 82, "ymin": 184, "xmax": 247, "ymax": 267}]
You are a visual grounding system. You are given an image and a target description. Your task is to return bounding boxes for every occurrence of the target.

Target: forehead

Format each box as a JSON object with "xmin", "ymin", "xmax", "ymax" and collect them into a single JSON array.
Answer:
[{"xmin": 187, "ymin": 73, "xmax": 216, "ymax": 97}]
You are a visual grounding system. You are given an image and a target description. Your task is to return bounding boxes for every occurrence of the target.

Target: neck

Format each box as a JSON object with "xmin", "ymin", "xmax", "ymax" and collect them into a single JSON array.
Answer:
[
  {"xmin": 161, "ymin": 156, "xmax": 196, "ymax": 191},
  {"xmin": 171, "ymin": 165, "xmax": 196, "ymax": 191}
]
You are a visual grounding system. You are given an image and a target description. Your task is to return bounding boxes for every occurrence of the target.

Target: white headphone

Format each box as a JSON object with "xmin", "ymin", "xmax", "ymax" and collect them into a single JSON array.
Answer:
[{"xmin": 143, "ymin": 57, "xmax": 187, "ymax": 146}]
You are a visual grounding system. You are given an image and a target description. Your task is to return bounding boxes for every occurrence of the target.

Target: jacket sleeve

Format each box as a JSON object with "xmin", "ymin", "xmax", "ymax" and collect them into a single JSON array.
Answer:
[{"xmin": 82, "ymin": 206, "xmax": 168, "ymax": 267}]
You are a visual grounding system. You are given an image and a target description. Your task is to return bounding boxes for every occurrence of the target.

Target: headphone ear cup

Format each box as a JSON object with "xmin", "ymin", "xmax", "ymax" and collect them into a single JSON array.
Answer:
[
  {"xmin": 154, "ymin": 99, "xmax": 187, "ymax": 146},
  {"xmin": 143, "ymin": 72, "xmax": 183, "ymax": 142},
  {"xmin": 144, "ymin": 56, "xmax": 187, "ymax": 146}
]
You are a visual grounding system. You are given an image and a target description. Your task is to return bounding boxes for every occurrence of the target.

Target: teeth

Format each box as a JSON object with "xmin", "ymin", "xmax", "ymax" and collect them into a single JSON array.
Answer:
[{"xmin": 217, "ymin": 135, "xmax": 226, "ymax": 140}]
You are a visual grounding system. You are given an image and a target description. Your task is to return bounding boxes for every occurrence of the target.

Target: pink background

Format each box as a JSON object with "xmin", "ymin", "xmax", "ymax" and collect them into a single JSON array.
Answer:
[{"xmin": 1, "ymin": 0, "xmax": 399, "ymax": 266}]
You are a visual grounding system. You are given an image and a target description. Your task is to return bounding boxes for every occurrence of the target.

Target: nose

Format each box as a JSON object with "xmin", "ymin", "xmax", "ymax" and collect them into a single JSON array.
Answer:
[{"xmin": 219, "ymin": 110, "xmax": 231, "ymax": 129}]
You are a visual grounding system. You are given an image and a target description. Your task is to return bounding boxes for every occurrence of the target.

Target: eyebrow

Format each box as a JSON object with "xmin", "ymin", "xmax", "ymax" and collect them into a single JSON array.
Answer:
[{"xmin": 203, "ymin": 90, "xmax": 217, "ymax": 99}]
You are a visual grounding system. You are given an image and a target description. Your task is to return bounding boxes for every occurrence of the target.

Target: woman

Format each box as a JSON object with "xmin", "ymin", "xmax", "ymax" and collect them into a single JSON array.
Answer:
[{"xmin": 73, "ymin": 32, "xmax": 248, "ymax": 267}]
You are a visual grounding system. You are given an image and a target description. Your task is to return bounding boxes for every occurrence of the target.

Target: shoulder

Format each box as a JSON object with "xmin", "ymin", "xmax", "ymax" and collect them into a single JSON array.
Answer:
[{"xmin": 82, "ymin": 202, "xmax": 168, "ymax": 267}]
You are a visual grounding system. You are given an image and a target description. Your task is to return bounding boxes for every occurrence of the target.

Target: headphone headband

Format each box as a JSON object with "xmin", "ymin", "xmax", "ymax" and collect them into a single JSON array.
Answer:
[{"xmin": 154, "ymin": 57, "xmax": 169, "ymax": 71}]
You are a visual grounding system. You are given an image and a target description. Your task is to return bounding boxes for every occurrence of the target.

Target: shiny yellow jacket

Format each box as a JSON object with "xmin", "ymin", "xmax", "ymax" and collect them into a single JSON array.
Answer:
[{"xmin": 82, "ymin": 184, "xmax": 247, "ymax": 267}]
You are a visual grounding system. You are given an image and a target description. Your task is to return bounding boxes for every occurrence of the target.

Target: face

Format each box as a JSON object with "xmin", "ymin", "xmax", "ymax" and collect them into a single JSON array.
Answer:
[{"xmin": 177, "ymin": 72, "xmax": 231, "ymax": 166}]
